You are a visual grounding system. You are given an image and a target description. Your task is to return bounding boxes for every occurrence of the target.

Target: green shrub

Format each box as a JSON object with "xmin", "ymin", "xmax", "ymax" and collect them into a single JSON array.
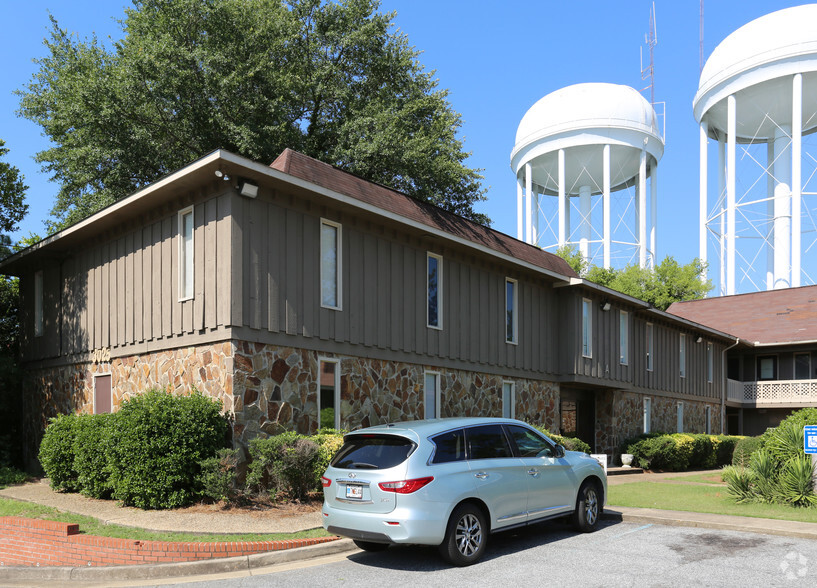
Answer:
[
  {"xmin": 106, "ymin": 388, "xmax": 231, "ymax": 509},
  {"xmin": 715, "ymin": 435, "xmax": 741, "ymax": 466},
  {"xmin": 197, "ymin": 448, "xmax": 240, "ymax": 502},
  {"xmin": 722, "ymin": 465, "xmax": 755, "ymax": 503},
  {"xmin": 0, "ymin": 466, "xmax": 27, "ymax": 488},
  {"xmin": 313, "ymin": 429, "xmax": 345, "ymax": 484},
  {"xmin": 732, "ymin": 436, "xmax": 763, "ymax": 467},
  {"xmin": 626, "ymin": 433, "xmax": 741, "ymax": 471},
  {"xmin": 246, "ymin": 431, "xmax": 319, "ymax": 501},
  {"xmin": 73, "ymin": 413, "xmax": 114, "ymax": 499},
  {"xmin": 530, "ymin": 425, "xmax": 591, "ymax": 454},
  {"xmin": 778, "ymin": 455, "xmax": 817, "ymax": 508},
  {"xmin": 38, "ymin": 414, "xmax": 81, "ymax": 492},
  {"xmin": 688, "ymin": 434, "xmax": 715, "ymax": 468}
]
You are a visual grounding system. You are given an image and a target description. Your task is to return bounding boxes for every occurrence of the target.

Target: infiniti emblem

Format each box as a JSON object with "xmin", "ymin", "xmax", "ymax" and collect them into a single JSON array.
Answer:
[{"xmin": 348, "ymin": 472, "xmax": 357, "ymax": 478}]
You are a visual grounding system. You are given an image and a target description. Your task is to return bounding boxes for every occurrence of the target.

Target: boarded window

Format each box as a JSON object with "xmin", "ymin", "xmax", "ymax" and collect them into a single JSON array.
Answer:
[
  {"xmin": 94, "ymin": 374, "xmax": 112, "ymax": 414},
  {"xmin": 424, "ymin": 372, "xmax": 440, "ymax": 419}
]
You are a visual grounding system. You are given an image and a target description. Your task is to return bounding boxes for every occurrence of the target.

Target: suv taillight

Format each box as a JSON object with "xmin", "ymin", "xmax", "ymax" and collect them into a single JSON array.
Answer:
[
  {"xmin": 378, "ymin": 476, "xmax": 433, "ymax": 494},
  {"xmin": 321, "ymin": 476, "xmax": 331, "ymax": 488}
]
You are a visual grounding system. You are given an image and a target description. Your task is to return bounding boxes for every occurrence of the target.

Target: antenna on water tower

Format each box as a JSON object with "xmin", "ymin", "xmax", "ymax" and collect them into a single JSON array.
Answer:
[{"xmin": 640, "ymin": 2, "xmax": 657, "ymax": 106}]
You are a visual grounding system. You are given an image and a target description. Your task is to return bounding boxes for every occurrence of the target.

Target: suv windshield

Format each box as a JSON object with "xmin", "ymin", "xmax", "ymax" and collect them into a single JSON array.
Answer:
[{"xmin": 331, "ymin": 434, "xmax": 416, "ymax": 470}]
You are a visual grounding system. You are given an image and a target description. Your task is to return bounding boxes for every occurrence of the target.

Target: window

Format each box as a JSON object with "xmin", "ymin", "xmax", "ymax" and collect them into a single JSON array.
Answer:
[
  {"xmin": 707, "ymin": 342, "xmax": 714, "ymax": 383},
  {"xmin": 705, "ymin": 406, "xmax": 712, "ymax": 435},
  {"xmin": 424, "ymin": 372, "xmax": 441, "ymax": 419},
  {"xmin": 646, "ymin": 323, "xmax": 654, "ymax": 372},
  {"xmin": 757, "ymin": 356, "xmax": 777, "ymax": 381},
  {"xmin": 561, "ymin": 400, "xmax": 577, "ymax": 438},
  {"xmin": 643, "ymin": 397, "xmax": 652, "ymax": 434},
  {"xmin": 179, "ymin": 207, "xmax": 194, "ymax": 300},
  {"xmin": 465, "ymin": 424, "xmax": 512, "ymax": 460},
  {"xmin": 93, "ymin": 374, "xmax": 112, "ymax": 414},
  {"xmin": 679, "ymin": 334, "xmax": 686, "ymax": 378},
  {"xmin": 431, "ymin": 429, "xmax": 465, "ymax": 464},
  {"xmin": 319, "ymin": 359, "xmax": 340, "ymax": 430},
  {"xmin": 320, "ymin": 219, "xmax": 341, "ymax": 309},
  {"xmin": 505, "ymin": 278, "xmax": 518, "ymax": 344},
  {"xmin": 676, "ymin": 401, "xmax": 684, "ymax": 433},
  {"xmin": 427, "ymin": 253, "xmax": 442, "ymax": 329},
  {"xmin": 506, "ymin": 425, "xmax": 558, "ymax": 458},
  {"xmin": 34, "ymin": 270, "xmax": 43, "ymax": 337},
  {"xmin": 619, "ymin": 310, "xmax": 629, "ymax": 365},
  {"xmin": 502, "ymin": 381, "xmax": 515, "ymax": 419},
  {"xmin": 795, "ymin": 353, "xmax": 811, "ymax": 380},
  {"xmin": 582, "ymin": 299, "xmax": 592, "ymax": 358}
]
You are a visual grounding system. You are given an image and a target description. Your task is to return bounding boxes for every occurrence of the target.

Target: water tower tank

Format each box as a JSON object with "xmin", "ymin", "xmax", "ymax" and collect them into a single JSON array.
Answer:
[
  {"xmin": 694, "ymin": 4, "xmax": 817, "ymax": 294},
  {"xmin": 511, "ymin": 83, "xmax": 664, "ymax": 268}
]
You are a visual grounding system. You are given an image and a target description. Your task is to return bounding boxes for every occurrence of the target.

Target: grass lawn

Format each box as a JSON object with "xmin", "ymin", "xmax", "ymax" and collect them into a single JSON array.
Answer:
[
  {"xmin": 608, "ymin": 481, "xmax": 817, "ymax": 524},
  {"xmin": 663, "ymin": 472, "xmax": 725, "ymax": 485},
  {"xmin": 0, "ymin": 497, "xmax": 331, "ymax": 543}
]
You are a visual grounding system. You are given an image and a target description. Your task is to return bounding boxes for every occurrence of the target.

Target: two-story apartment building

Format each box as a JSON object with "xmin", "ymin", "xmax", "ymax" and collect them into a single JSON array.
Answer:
[
  {"xmin": 668, "ymin": 287, "xmax": 817, "ymax": 435},
  {"xmin": 0, "ymin": 149, "xmax": 733, "ymax": 469}
]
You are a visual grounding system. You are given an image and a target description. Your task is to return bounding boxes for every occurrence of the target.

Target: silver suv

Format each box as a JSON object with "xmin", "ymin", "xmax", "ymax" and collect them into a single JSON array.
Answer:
[{"xmin": 321, "ymin": 417, "xmax": 607, "ymax": 566}]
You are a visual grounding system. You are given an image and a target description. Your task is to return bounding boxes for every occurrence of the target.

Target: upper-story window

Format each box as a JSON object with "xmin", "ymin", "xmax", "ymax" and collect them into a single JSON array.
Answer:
[
  {"xmin": 320, "ymin": 219, "xmax": 342, "ymax": 310},
  {"xmin": 679, "ymin": 333, "xmax": 686, "ymax": 378},
  {"xmin": 757, "ymin": 356, "xmax": 777, "ymax": 381},
  {"xmin": 179, "ymin": 207, "xmax": 194, "ymax": 300},
  {"xmin": 427, "ymin": 252, "xmax": 442, "ymax": 329},
  {"xmin": 505, "ymin": 278, "xmax": 518, "ymax": 344},
  {"xmin": 646, "ymin": 323, "xmax": 654, "ymax": 371},
  {"xmin": 34, "ymin": 270, "xmax": 44, "ymax": 337},
  {"xmin": 619, "ymin": 310, "xmax": 629, "ymax": 365},
  {"xmin": 582, "ymin": 299, "xmax": 592, "ymax": 358},
  {"xmin": 794, "ymin": 353, "xmax": 811, "ymax": 380},
  {"xmin": 707, "ymin": 342, "xmax": 714, "ymax": 383}
]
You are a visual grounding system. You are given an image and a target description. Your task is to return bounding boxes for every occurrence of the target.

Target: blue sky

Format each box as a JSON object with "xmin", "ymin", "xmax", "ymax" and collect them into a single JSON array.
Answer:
[{"xmin": 0, "ymin": 1, "xmax": 810, "ymax": 293}]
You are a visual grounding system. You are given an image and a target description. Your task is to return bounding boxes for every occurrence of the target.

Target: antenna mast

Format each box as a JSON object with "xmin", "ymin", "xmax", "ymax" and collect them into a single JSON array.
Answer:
[{"xmin": 641, "ymin": 2, "xmax": 658, "ymax": 105}]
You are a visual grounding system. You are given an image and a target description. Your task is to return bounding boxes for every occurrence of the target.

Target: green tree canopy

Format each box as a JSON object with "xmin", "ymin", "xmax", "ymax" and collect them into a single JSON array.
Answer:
[
  {"xmin": 0, "ymin": 140, "xmax": 28, "ymax": 235},
  {"xmin": 18, "ymin": 0, "xmax": 487, "ymax": 231},
  {"xmin": 555, "ymin": 245, "xmax": 713, "ymax": 311}
]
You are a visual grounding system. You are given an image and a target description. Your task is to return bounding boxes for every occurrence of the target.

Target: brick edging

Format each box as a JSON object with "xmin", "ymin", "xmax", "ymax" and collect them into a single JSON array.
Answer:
[{"xmin": 0, "ymin": 516, "xmax": 338, "ymax": 567}]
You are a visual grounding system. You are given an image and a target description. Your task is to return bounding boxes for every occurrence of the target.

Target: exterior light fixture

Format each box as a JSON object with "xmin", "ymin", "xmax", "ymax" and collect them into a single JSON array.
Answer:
[
  {"xmin": 601, "ymin": 300, "xmax": 611, "ymax": 312},
  {"xmin": 238, "ymin": 180, "xmax": 259, "ymax": 198},
  {"xmin": 696, "ymin": 336, "xmax": 703, "ymax": 343}
]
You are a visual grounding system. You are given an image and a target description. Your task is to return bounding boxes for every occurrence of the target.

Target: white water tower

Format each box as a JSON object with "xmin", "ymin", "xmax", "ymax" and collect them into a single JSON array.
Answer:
[
  {"xmin": 510, "ymin": 83, "xmax": 664, "ymax": 268},
  {"xmin": 695, "ymin": 4, "xmax": 817, "ymax": 295}
]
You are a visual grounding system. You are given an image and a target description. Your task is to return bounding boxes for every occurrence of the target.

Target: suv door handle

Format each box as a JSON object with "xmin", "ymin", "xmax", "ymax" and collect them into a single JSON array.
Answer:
[
  {"xmin": 474, "ymin": 472, "xmax": 489, "ymax": 479},
  {"xmin": 527, "ymin": 468, "xmax": 539, "ymax": 478}
]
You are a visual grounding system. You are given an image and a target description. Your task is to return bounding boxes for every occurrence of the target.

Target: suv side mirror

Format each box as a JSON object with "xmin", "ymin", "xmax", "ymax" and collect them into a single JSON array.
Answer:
[{"xmin": 554, "ymin": 444, "xmax": 566, "ymax": 459}]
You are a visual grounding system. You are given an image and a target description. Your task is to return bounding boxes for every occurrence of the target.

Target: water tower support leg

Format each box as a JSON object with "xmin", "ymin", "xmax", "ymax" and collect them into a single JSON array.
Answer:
[
  {"xmin": 767, "ymin": 141, "xmax": 775, "ymax": 290},
  {"xmin": 558, "ymin": 149, "xmax": 566, "ymax": 247},
  {"xmin": 639, "ymin": 149, "xmax": 647, "ymax": 268},
  {"xmin": 601, "ymin": 145, "xmax": 611, "ymax": 269},
  {"xmin": 580, "ymin": 185, "xmax": 591, "ymax": 260},
  {"xmin": 773, "ymin": 125, "xmax": 791, "ymax": 290},
  {"xmin": 793, "ymin": 73, "xmax": 802, "ymax": 288},
  {"xmin": 517, "ymin": 173, "xmax": 524, "ymax": 241},
  {"xmin": 525, "ymin": 162, "xmax": 533, "ymax": 244},
  {"xmin": 727, "ymin": 94, "xmax": 736, "ymax": 295},
  {"xmin": 699, "ymin": 123, "xmax": 708, "ymax": 283},
  {"xmin": 650, "ymin": 161, "xmax": 657, "ymax": 269}
]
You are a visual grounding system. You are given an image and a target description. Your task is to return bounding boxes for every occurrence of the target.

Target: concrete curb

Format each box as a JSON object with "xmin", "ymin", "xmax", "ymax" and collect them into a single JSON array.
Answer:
[
  {"xmin": 604, "ymin": 507, "xmax": 817, "ymax": 541},
  {"xmin": 0, "ymin": 538, "xmax": 358, "ymax": 582}
]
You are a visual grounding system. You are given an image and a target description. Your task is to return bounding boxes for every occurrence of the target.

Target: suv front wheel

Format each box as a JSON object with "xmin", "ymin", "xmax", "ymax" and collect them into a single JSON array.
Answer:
[{"xmin": 572, "ymin": 480, "xmax": 601, "ymax": 532}]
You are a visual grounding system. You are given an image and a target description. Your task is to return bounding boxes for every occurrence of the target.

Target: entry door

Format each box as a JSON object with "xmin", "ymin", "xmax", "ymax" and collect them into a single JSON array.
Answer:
[
  {"xmin": 560, "ymin": 389, "xmax": 595, "ymax": 451},
  {"xmin": 94, "ymin": 374, "xmax": 112, "ymax": 414}
]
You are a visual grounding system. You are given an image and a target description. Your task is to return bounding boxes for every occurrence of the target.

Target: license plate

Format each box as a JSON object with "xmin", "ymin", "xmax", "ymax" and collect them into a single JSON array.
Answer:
[{"xmin": 346, "ymin": 484, "xmax": 363, "ymax": 499}]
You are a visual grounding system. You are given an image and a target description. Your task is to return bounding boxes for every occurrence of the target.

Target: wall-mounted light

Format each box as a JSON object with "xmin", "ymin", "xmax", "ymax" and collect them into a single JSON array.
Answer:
[
  {"xmin": 601, "ymin": 300, "xmax": 611, "ymax": 312},
  {"xmin": 696, "ymin": 336, "xmax": 703, "ymax": 344},
  {"xmin": 215, "ymin": 170, "xmax": 231, "ymax": 181},
  {"xmin": 238, "ymin": 180, "xmax": 259, "ymax": 198}
]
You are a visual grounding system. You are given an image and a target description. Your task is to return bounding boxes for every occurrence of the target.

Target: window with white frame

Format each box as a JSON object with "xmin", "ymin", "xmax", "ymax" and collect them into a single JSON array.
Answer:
[
  {"xmin": 34, "ymin": 270, "xmax": 43, "ymax": 337},
  {"xmin": 320, "ymin": 219, "xmax": 342, "ymax": 309},
  {"xmin": 318, "ymin": 359, "xmax": 340, "ymax": 430},
  {"xmin": 679, "ymin": 334, "xmax": 686, "ymax": 378},
  {"xmin": 646, "ymin": 323, "xmax": 654, "ymax": 372},
  {"xmin": 427, "ymin": 253, "xmax": 442, "ymax": 329},
  {"xmin": 619, "ymin": 310, "xmax": 629, "ymax": 365},
  {"xmin": 505, "ymin": 278, "xmax": 518, "ymax": 344},
  {"xmin": 502, "ymin": 381, "xmax": 515, "ymax": 419},
  {"xmin": 582, "ymin": 299, "xmax": 592, "ymax": 358},
  {"xmin": 705, "ymin": 406, "xmax": 712, "ymax": 434},
  {"xmin": 179, "ymin": 207, "xmax": 194, "ymax": 300},
  {"xmin": 424, "ymin": 372, "xmax": 441, "ymax": 419},
  {"xmin": 643, "ymin": 397, "xmax": 652, "ymax": 433},
  {"xmin": 676, "ymin": 401, "xmax": 684, "ymax": 433},
  {"xmin": 707, "ymin": 342, "xmax": 714, "ymax": 383}
]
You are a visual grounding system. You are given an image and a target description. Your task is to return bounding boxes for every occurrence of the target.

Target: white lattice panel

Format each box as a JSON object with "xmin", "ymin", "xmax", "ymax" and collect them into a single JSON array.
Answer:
[{"xmin": 742, "ymin": 380, "xmax": 817, "ymax": 405}]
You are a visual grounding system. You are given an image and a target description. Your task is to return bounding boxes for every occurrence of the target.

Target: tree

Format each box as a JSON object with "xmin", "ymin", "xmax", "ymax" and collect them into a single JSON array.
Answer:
[
  {"xmin": 0, "ymin": 140, "xmax": 28, "ymax": 235},
  {"xmin": 585, "ymin": 257, "xmax": 712, "ymax": 310},
  {"xmin": 555, "ymin": 244, "xmax": 588, "ymax": 276},
  {"xmin": 18, "ymin": 0, "xmax": 488, "ymax": 231}
]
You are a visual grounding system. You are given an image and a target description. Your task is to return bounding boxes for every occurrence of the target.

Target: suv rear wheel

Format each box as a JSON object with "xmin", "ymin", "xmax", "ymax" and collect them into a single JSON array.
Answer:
[{"xmin": 438, "ymin": 503, "xmax": 487, "ymax": 566}]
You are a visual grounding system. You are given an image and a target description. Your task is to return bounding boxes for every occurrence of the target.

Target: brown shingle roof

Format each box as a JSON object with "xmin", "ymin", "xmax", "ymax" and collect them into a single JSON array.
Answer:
[
  {"xmin": 666, "ymin": 285, "xmax": 817, "ymax": 344},
  {"xmin": 270, "ymin": 149, "xmax": 577, "ymax": 279}
]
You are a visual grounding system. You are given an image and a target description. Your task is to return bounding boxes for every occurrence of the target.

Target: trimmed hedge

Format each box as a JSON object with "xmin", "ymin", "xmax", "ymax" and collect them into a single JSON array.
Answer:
[
  {"xmin": 624, "ymin": 433, "xmax": 742, "ymax": 471},
  {"xmin": 73, "ymin": 413, "xmax": 114, "ymax": 499},
  {"xmin": 731, "ymin": 436, "xmax": 763, "ymax": 467},
  {"xmin": 38, "ymin": 414, "xmax": 81, "ymax": 492}
]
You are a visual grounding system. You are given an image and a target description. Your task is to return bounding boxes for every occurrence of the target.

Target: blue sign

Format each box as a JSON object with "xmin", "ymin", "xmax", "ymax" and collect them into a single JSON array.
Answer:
[{"xmin": 805, "ymin": 426, "xmax": 817, "ymax": 455}]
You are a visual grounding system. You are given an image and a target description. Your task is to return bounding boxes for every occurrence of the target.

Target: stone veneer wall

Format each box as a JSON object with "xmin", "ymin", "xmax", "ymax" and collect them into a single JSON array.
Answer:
[
  {"xmin": 594, "ymin": 390, "xmax": 723, "ymax": 462},
  {"xmin": 231, "ymin": 342, "xmax": 561, "ymax": 446}
]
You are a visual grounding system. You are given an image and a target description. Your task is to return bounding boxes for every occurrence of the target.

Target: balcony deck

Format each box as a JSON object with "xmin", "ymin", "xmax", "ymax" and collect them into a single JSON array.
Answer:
[{"xmin": 727, "ymin": 378, "xmax": 817, "ymax": 407}]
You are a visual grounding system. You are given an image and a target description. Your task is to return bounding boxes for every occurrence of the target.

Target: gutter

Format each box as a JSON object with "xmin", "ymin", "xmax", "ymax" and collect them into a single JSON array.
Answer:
[{"xmin": 721, "ymin": 337, "xmax": 742, "ymax": 434}]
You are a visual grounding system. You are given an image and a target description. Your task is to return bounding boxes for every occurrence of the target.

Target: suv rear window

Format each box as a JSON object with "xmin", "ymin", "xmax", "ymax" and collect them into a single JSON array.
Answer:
[{"xmin": 331, "ymin": 434, "xmax": 416, "ymax": 470}]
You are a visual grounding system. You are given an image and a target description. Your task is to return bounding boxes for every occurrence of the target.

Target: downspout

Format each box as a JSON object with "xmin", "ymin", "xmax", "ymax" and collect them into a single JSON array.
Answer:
[{"xmin": 721, "ymin": 337, "xmax": 740, "ymax": 434}]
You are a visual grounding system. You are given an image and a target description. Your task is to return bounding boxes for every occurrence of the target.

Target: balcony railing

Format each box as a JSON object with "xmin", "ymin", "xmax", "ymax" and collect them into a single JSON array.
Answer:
[{"xmin": 727, "ymin": 378, "xmax": 817, "ymax": 406}]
